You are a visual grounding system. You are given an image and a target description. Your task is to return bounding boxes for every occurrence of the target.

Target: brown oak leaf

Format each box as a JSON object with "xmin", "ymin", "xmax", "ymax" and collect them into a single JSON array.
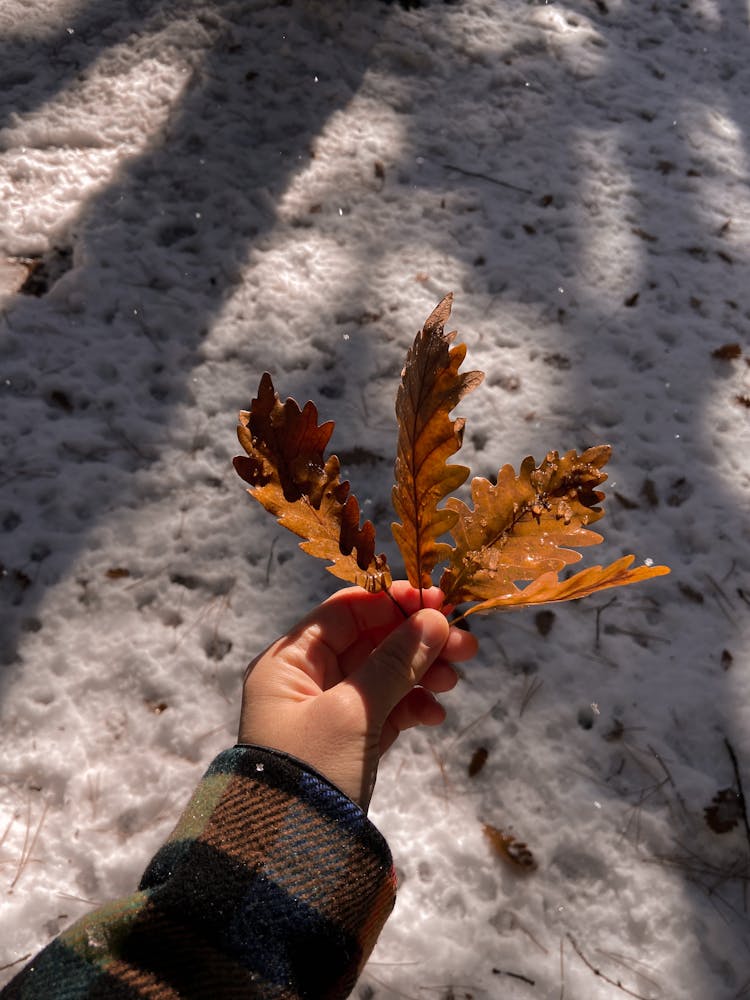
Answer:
[
  {"xmin": 440, "ymin": 447, "xmax": 611, "ymax": 605},
  {"xmin": 391, "ymin": 293, "xmax": 484, "ymax": 590},
  {"xmin": 233, "ymin": 295, "xmax": 669, "ymax": 614},
  {"xmin": 463, "ymin": 555, "xmax": 669, "ymax": 614},
  {"xmin": 233, "ymin": 373, "xmax": 391, "ymax": 592},
  {"xmin": 704, "ymin": 787, "xmax": 743, "ymax": 834}
]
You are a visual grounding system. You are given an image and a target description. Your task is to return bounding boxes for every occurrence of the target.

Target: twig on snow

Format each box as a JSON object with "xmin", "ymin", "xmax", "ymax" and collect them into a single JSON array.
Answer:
[
  {"xmin": 0, "ymin": 953, "xmax": 31, "ymax": 974},
  {"xmin": 492, "ymin": 967, "xmax": 535, "ymax": 986},
  {"xmin": 724, "ymin": 737, "xmax": 750, "ymax": 856},
  {"xmin": 559, "ymin": 937, "xmax": 565, "ymax": 1000},
  {"xmin": 442, "ymin": 162, "xmax": 533, "ymax": 195}
]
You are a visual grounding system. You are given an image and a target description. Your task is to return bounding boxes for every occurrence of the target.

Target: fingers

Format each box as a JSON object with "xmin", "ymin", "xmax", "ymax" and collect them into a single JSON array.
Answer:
[
  {"xmin": 346, "ymin": 608, "xmax": 449, "ymax": 724},
  {"xmin": 299, "ymin": 582, "xmax": 448, "ymax": 657},
  {"xmin": 420, "ymin": 658, "xmax": 459, "ymax": 694},
  {"xmin": 442, "ymin": 624, "xmax": 478, "ymax": 662},
  {"xmin": 380, "ymin": 688, "xmax": 446, "ymax": 754},
  {"xmin": 255, "ymin": 582, "xmax": 478, "ymax": 699}
]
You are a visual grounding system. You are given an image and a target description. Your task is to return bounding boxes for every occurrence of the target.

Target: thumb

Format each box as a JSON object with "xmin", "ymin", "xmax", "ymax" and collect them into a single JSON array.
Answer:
[{"xmin": 348, "ymin": 608, "xmax": 450, "ymax": 726}]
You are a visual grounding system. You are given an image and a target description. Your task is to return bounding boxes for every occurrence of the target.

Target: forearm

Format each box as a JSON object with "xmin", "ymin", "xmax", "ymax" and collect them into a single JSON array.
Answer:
[{"xmin": 1, "ymin": 746, "xmax": 396, "ymax": 999}]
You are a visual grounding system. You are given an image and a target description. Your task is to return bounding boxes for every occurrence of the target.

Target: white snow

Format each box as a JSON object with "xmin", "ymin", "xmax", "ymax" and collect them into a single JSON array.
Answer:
[{"xmin": 1, "ymin": 0, "xmax": 749, "ymax": 997}]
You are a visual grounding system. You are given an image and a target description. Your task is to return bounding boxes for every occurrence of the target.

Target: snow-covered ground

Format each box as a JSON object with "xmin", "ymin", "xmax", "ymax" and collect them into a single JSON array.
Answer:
[{"xmin": 1, "ymin": 0, "xmax": 749, "ymax": 996}]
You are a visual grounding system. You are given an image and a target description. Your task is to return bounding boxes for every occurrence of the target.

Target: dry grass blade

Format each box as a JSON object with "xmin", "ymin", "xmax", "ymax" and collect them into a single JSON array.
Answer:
[
  {"xmin": 566, "ymin": 934, "xmax": 656, "ymax": 1000},
  {"xmin": 391, "ymin": 293, "xmax": 483, "ymax": 591},
  {"xmin": 9, "ymin": 797, "xmax": 49, "ymax": 892},
  {"xmin": 234, "ymin": 373, "xmax": 391, "ymax": 592}
]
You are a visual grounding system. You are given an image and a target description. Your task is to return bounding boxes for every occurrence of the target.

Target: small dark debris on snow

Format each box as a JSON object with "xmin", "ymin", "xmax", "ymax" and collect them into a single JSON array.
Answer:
[
  {"xmin": 640, "ymin": 477, "xmax": 659, "ymax": 507},
  {"xmin": 603, "ymin": 718, "xmax": 625, "ymax": 742},
  {"xmin": 337, "ymin": 446, "xmax": 383, "ymax": 466},
  {"xmin": 318, "ymin": 383, "xmax": 344, "ymax": 399},
  {"xmin": 1, "ymin": 563, "xmax": 32, "ymax": 606},
  {"xmin": 170, "ymin": 572, "xmax": 201, "ymax": 590},
  {"xmin": 614, "ymin": 491, "xmax": 638, "ymax": 510},
  {"xmin": 577, "ymin": 705, "xmax": 596, "ymax": 730},
  {"xmin": 106, "ymin": 567, "xmax": 131, "ymax": 580},
  {"xmin": 534, "ymin": 609, "xmax": 555, "ymax": 636},
  {"xmin": 678, "ymin": 582, "xmax": 703, "ymax": 604},
  {"xmin": 542, "ymin": 352, "xmax": 571, "ymax": 370},
  {"xmin": 206, "ymin": 635, "xmax": 233, "ymax": 661},
  {"xmin": 735, "ymin": 395, "xmax": 750, "ymax": 409},
  {"xmin": 18, "ymin": 245, "xmax": 73, "ymax": 296},
  {"xmin": 666, "ymin": 476, "xmax": 692, "ymax": 507},
  {"xmin": 491, "ymin": 372, "xmax": 521, "ymax": 392},
  {"xmin": 712, "ymin": 343, "xmax": 742, "ymax": 361},
  {"xmin": 704, "ymin": 788, "xmax": 742, "ymax": 834},
  {"xmin": 47, "ymin": 389, "xmax": 74, "ymax": 413},
  {"xmin": 624, "ymin": 291, "xmax": 640, "ymax": 308},
  {"xmin": 468, "ymin": 747, "xmax": 489, "ymax": 777},
  {"xmin": 492, "ymin": 968, "xmax": 535, "ymax": 987},
  {"xmin": 3, "ymin": 511, "xmax": 21, "ymax": 532}
]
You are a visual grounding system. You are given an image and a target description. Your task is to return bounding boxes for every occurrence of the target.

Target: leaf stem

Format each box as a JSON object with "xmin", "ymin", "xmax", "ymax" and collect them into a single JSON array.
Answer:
[{"xmin": 384, "ymin": 586, "xmax": 409, "ymax": 619}]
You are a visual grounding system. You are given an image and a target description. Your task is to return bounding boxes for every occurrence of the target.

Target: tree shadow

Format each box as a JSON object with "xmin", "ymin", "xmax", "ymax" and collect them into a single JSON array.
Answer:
[
  {"xmin": 1, "ymin": 0, "xmax": 748, "ymax": 992},
  {"xmin": 0, "ymin": 0, "xmax": 394, "ymax": 679},
  {"xmin": 342, "ymin": 1, "xmax": 750, "ymax": 993}
]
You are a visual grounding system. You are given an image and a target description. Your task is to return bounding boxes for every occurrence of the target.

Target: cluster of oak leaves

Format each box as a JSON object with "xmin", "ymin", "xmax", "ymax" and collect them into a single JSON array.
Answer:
[{"xmin": 233, "ymin": 294, "xmax": 669, "ymax": 621}]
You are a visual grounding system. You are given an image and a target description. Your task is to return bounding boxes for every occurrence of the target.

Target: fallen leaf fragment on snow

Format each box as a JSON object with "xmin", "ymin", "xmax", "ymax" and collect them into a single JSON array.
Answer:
[{"xmin": 483, "ymin": 824, "xmax": 538, "ymax": 872}]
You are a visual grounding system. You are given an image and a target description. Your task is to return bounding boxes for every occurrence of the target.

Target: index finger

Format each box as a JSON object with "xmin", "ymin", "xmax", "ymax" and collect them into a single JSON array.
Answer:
[{"xmin": 299, "ymin": 582, "xmax": 446, "ymax": 656}]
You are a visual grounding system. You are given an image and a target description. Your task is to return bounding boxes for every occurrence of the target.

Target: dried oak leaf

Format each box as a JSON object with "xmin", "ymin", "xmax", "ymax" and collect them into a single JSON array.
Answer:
[
  {"xmin": 468, "ymin": 746, "xmax": 489, "ymax": 777},
  {"xmin": 440, "ymin": 447, "xmax": 606, "ymax": 606},
  {"xmin": 392, "ymin": 293, "xmax": 484, "ymax": 589},
  {"xmin": 233, "ymin": 373, "xmax": 391, "ymax": 592},
  {"xmin": 483, "ymin": 824, "xmax": 538, "ymax": 872},
  {"xmin": 704, "ymin": 788, "xmax": 743, "ymax": 834},
  {"xmin": 712, "ymin": 343, "xmax": 742, "ymax": 360},
  {"xmin": 481, "ymin": 555, "xmax": 669, "ymax": 610}
]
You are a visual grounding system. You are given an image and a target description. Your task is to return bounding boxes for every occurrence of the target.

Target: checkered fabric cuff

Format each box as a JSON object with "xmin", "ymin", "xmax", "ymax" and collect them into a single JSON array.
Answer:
[{"xmin": 1, "ymin": 746, "xmax": 397, "ymax": 1000}]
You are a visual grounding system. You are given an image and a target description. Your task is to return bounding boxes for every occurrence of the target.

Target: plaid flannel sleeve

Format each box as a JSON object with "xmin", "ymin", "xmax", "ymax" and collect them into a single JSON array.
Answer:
[{"xmin": 1, "ymin": 745, "xmax": 397, "ymax": 999}]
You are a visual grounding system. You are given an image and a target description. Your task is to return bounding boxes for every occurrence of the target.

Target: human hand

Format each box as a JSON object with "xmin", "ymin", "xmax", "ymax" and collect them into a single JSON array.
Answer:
[{"xmin": 238, "ymin": 582, "xmax": 478, "ymax": 810}]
